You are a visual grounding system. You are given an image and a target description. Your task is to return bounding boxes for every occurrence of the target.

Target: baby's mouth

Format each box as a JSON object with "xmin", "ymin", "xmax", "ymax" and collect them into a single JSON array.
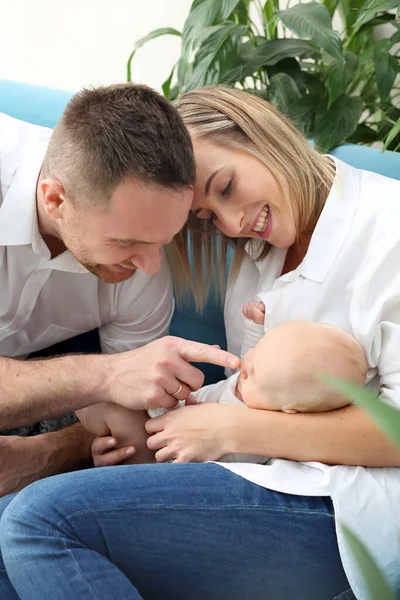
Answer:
[{"xmin": 235, "ymin": 374, "xmax": 244, "ymax": 402}]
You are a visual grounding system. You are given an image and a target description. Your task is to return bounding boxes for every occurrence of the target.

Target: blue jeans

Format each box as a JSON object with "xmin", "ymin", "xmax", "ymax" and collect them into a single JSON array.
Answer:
[
  {"xmin": 0, "ymin": 493, "xmax": 19, "ymax": 599},
  {"xmin": 0, "ymin": 463, "xmax": 355, "ymax": 600}
]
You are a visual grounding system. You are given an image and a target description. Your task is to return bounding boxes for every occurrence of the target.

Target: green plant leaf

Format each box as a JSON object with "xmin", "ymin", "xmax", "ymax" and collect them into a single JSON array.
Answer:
[
  {"xmin": 383, "ymin": 117, "xmax": 400, "ymax": 151},
  {"xmin": 353, "ymin": 0, "xmax": 400, "ymax": 31},
  {"xmin": 324, "ymin": 378, "xmax": 400, "ymax": 447},
  {"xmin": 277, "ymin": 2, "xmax": 343, "ymax": 60},
  {"xmin": 340, "ymin": 524, "xmax": 397, "ymax": 600},
  {"xmin": 322, "ymin": 0, "xmax": 340, "ymax": 17},
  {"xmin": 181, "ymin": 0, "xmax": 241, "ymax": 58},
  {"xmin": 314, "ymin": 94, "xmax": 364, "ymax": 151},
  {"xmin": 374, "ymin": 44, "xmax": 399, "ymax": 104},
  {"xmin": 339, "ymin": 0, "xmax": 369, "ymax": 33},
  {"xmin": 269, "ymin": 73, "xmax": 302, "ymax": 116},
  {"xmin": 126, "ymin": 27, "xmax": 181, "ymax": 82},
  {"xmin": 225, "ymin": 39, "xmax": 320, "ymax": 82},
  {"xmin": 162, "ymin": 64, "xmax": 177, "ymax": 98},
  {"xmin": 357, "ymin": 12, "xmax": 396, "ymax": 32},
  {"xmin": 243, "ymin": 38, "xmax": 320, "ymax": 67},
  {"xmin": 291, "ymin": 95, "xmax": 319, "ymax": 136},
  {"xmin": 185, "ymin": 23, "xmax": 247, "ymax": 90},
  {"xmin": 327, "ymin": 51, "xmax": 358, "ymax": 106},
  {"xmin": 348, "ymin": 122, "xmax": 380, "ymax": 144},
  {"xmin": 266, "ymin": 57, "xmax": 307, "ymax": 93}
]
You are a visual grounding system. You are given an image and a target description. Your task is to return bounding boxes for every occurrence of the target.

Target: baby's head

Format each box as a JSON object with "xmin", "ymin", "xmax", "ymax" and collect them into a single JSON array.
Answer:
[{"xmin": 237, "ymin": 321, "xmax": 367, "ymax": 413}]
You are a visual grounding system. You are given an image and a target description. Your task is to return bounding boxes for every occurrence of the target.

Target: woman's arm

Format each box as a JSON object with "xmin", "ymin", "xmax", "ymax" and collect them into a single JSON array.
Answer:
[
  {"xmin": 227, "ymin": 403, "xmax": 400, "ymax": 467},
  {"xmin": 146, "ymin": 400, "xmax": 400, "ymax": 466}
]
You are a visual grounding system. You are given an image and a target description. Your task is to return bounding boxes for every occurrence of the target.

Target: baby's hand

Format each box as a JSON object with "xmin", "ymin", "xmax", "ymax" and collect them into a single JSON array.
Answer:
[{"xmin": 242, "ymin": 302, "xmax": 265, "ymax": 325}]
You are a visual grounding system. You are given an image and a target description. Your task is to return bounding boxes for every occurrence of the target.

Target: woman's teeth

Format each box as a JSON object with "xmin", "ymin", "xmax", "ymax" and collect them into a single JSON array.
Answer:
[{"xmin": 252, "ymin": 205, "xmax": 269, "ymax": 233}]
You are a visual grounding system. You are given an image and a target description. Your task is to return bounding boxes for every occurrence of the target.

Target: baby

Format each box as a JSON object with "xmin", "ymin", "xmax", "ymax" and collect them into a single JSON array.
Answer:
[{"xmin": 77, "ymin": 316, "xmax": 367, "ymax": 465}]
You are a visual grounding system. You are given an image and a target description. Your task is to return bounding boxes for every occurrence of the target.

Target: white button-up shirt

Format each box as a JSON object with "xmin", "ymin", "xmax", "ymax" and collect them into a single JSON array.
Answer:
[
  {"xmin": 218, "ymin": 158, "xmax": 400, "ymax": 600},
  {"xmin": 0, "ymin": 114, "xmax": 173, "ymax": 358}
]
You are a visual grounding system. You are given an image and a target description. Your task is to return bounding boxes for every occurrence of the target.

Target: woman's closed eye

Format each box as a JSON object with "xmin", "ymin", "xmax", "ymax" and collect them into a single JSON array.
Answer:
[{"xmin": 221, "ymin": 179, "xmax": 233, "ymax": 198}]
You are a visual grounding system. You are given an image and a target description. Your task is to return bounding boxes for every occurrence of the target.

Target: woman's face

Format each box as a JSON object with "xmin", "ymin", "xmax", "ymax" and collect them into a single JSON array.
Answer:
[{"xmin": 191, "ymin": 138, "xmax": 298, "ymax": 247}]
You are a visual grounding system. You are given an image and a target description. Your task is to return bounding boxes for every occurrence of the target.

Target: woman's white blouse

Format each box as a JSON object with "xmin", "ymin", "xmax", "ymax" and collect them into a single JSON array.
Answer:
[{"xmin": 219, "ymin": 158, "xmax": 400, "ymax": 600}]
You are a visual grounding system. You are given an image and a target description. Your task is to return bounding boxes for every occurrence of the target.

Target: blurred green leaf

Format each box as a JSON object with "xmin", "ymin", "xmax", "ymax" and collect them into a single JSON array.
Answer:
[
  {"xmin": 353, "ymin": 0, "xmax": 400, "ymax": 31},
  {"xmin": 324, "ymin": 378, "xmax": 400, "ymax": 447},
  {"xmin": 277, "ymin": 2, "xmax": 343, "ymax": 60},
  {"xmin": 127, "ymin": 28, "xmax": 181, "ymax": 82},
  {"xmin": 315, "ymin": 94, "xmax": 364, "ymax": 151},
  {"xmin": 374, "ymin": 44, "xmax": 399, "ymax": 104},
  {"xmin": 340, "ymin": 524, "xmax": 397, "ymax": 600},
  {"xmin": 383, "ymin": 117, "xmax": 400, "ymax": 151},
  {"xmin": 327, "ymin": 51, "xmax": 358, "ymax": 106}
]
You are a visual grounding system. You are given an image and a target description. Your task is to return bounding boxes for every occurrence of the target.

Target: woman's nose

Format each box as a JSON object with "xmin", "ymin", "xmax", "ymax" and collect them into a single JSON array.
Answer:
[{"xmin": 218, "ymin": 210, "xmax": 244, "ymax": 237}]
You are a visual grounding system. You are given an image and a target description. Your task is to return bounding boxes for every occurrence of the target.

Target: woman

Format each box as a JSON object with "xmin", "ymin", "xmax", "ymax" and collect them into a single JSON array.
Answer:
[{"xmin": 1, "ymin": 86, "xmax": 400, "ymax": 600}]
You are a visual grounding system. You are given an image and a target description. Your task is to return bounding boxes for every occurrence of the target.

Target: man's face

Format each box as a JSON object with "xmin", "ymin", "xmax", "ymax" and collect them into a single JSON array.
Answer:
[{"xmin": 55, "ymin": 179, "xmax": 192, "ymax": 283}]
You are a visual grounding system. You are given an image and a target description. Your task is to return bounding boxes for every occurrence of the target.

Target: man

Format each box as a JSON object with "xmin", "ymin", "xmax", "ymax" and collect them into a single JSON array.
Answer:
[{"xmin": 0, "ymin": 82, "xmax": 238, "ymax": 497}]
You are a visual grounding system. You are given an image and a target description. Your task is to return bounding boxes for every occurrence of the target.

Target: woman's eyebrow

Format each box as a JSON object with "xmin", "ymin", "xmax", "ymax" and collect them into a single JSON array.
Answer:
[{"xmin": 205, "ymin": 167, "xmax": 223, "ymax": 196}]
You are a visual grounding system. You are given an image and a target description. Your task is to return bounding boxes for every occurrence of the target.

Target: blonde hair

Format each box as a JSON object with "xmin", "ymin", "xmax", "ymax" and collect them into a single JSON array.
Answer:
[{"xmin": 169, "ymin": 85, "xmax": 335, "ymax": 309}]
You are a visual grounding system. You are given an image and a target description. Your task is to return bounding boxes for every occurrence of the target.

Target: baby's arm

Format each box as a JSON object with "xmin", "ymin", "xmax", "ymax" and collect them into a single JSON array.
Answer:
[{"xmin": 77, "ymin": 404, "xmax": 155, "ymax": 464}]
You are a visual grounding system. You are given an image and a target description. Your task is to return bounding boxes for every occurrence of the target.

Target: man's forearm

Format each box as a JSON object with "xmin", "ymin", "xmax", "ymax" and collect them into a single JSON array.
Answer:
[
  {"xmin": 0, "ymin": 354, "xmax": 108, "ymax": 430},
  {"xmin": 0, "ymin": 422, "xmax": 96, "ymax": 497},
  {"xmin": 229, "ymin": 404, "xmax": 400, "ymax": 467},
  {"xmin": 37, "ymin": 421, "xmax": 96, "ymax": 475}
]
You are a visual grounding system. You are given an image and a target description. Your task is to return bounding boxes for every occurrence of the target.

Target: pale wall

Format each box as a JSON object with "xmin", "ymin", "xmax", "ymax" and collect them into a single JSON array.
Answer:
[{"xmin": 0, "ymin": 0, "xmax": 192, "ymax": 92}]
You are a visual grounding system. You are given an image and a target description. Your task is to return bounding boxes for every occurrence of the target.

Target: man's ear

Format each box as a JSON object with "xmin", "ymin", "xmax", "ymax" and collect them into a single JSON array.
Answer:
[{"xmin": 40, "ymin": 178, "xmax": 68, "ymax": 219}]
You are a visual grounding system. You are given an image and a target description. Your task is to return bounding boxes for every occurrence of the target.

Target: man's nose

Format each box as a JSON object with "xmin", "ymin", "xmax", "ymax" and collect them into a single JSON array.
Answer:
[{"xmin": 131, "ymin": 245, "xmax": 162, "ymax": 275}]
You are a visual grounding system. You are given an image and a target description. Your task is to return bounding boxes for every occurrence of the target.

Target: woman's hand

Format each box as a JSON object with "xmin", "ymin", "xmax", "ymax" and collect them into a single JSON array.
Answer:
[{"xmin": 145, "ymin": 403, "xmax": 239, "ymax": 463}]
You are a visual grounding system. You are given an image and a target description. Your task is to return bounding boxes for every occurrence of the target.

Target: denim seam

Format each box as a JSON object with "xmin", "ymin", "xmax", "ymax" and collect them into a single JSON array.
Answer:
[
  {"xmin": 63, "ymin": 538, "xmax": 101, "ymax": 600},
  {"xmin": 54, "ymin": 505, "xmax": 334, "ymax": 531}
]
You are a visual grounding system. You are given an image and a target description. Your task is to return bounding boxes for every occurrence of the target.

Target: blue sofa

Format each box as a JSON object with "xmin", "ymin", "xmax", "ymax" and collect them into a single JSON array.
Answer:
[{"xmin": 1, "ymin": 78, "xmax": 399, "ymax": 384}]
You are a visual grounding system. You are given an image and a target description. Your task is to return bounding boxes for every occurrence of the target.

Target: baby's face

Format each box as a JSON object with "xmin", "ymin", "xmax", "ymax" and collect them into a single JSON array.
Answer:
[{"xmin": 236, "ymin": 344, "xmax": 267, "ymax": 408}]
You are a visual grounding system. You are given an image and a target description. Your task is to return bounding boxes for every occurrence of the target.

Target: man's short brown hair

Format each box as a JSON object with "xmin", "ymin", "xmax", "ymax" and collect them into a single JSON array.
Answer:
[{"xmin": 42, "ymin": 83, "xmax": 195, "ymax": 206}]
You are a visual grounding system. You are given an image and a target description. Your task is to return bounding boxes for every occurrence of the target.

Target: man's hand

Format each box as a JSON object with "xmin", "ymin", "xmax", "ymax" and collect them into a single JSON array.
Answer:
[
  {"xmin": 91, "ymin": 436, "xmax": 136, "ymax": 467},
  {"xmin": 106, "ymin": 336, "xmax": 240, "ymax": 413},
  {"xmin": 145, "ymin": 403, "xmax": 241, "ymax": 463},
  {"xmin": 0, "ymin": 423, "xmax": 94, "ymax": 497}
]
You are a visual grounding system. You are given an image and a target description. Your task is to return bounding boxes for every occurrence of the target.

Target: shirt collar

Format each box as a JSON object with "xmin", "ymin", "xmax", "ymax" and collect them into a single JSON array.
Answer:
[
  {"xmin": 247, "ymin": 157, "xmax": 361, "ymax": 284},
  {"xmin": 0, "ymin": 138, "xmax": 49, "ymax": 252},
  {"xmin": 297, "ymin": 157, "xmax": 360, "ymax": 283},
  {"xmin": 0, "ymin": 137, "xmax": 88, "ymax": 274}
]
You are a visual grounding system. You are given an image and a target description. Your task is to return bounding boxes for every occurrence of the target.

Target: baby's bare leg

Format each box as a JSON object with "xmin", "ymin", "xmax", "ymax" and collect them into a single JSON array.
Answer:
[{"xmin": 94, "ymin": 404, "xmax": 155, "ymax": 465}]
